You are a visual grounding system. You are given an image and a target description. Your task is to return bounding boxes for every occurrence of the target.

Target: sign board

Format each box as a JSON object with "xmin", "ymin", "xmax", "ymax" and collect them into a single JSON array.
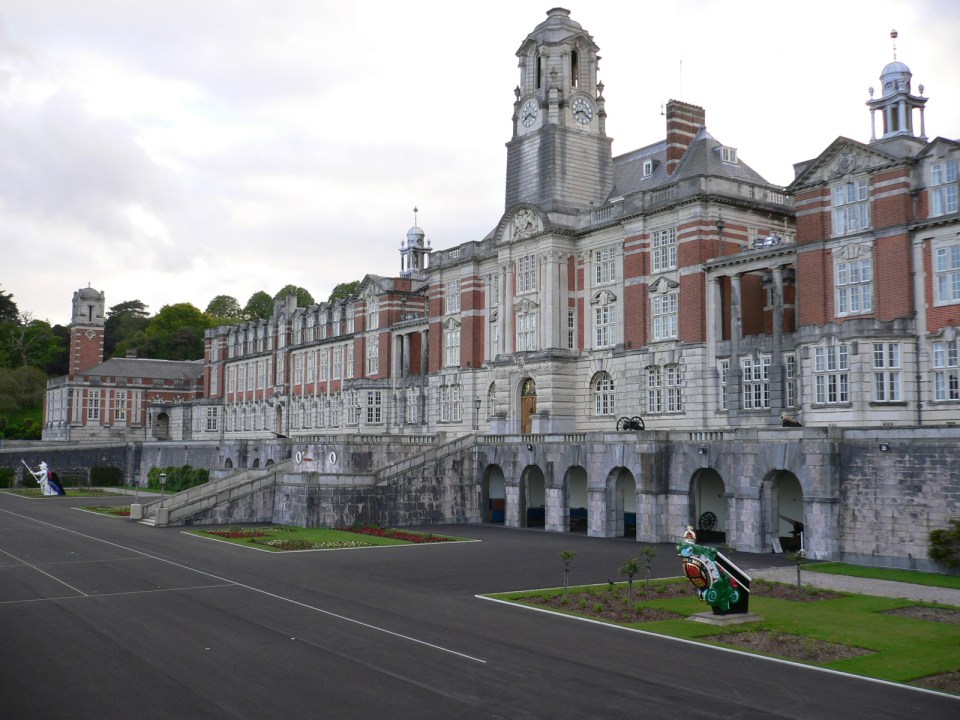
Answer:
[{"xmin": 771, "ymin": 538, "xmax": 783, "ymax": 554}]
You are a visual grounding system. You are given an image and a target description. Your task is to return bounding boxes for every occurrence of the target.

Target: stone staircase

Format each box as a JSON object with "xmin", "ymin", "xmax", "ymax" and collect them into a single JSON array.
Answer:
[
  {"xmin": 372, "ymin": 433, "xmax": 478, "ymax": 486},
  {"xmin": 135, "ymin": 459, "xmax": 292, "ymax": 527}
]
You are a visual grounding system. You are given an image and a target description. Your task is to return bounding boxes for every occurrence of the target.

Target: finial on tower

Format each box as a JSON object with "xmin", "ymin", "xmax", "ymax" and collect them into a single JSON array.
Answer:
[
  {"xmin": 413, "ymin": 206, "xmax": 419, "ymax": 226},
  {"xmin": 890, "ymin": 29, "xmax": 898, "ymax": 60}
]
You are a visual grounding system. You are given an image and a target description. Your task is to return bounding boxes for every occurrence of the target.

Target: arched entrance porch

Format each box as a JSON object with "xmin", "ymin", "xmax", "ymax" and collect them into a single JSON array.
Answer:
[
  {"xmin": 519, "ymin": 378, "xmax": 537, "ymax": 435},
  {"xmin": 761, "ymin": 471, "xmax": 805, "ymax": 552},
  {"xmin": 605, "ymin": 467, "xmax": 638, "ymax": 538},
  {"xmin": 481, "ymin": 464, "xmax": 506, "ymax": 523},
  {"xmin": 519, "ymin": 465, "xmax": 546, "ymax": 527},
  {"xmin": 564, "ymin": 466, "xmax": 589, "ymax": 532},
  {"xmin": 690, "ymin": 469, "xmax": 727, "ymax": 543}
]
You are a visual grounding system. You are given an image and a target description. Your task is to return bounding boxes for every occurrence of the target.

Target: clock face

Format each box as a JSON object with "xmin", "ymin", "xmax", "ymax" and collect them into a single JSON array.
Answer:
[
  {"xmin": 572, "ymin": 97, "xmax": 593, "ymax": 124},
  {"xmin": 520, "ymin": 98, "xmax": 538, "ymax": 128}
]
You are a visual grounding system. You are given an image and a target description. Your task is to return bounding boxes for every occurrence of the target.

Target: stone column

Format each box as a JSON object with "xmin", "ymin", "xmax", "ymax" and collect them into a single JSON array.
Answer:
[
  {"xmin": 419, "ymin": 330, "xmax": 428, "ymax": 375},
  {"xmin": 402, "ymin": 333, "xmax": 411, "ymax": 376},
  {"xmin": 542, "ymin": 252, "xmax": 561, "ymax": 349},
  {"xmin": 770, "ymin": 265, "xmax": 785, "ymax": 410},
  {"xmin": 502, "ymin": 262, "xmax": 515, "ymax": 355},
  {"xmin": 728, "ymin": 273, "xmax": 743, "ymax": 414}
]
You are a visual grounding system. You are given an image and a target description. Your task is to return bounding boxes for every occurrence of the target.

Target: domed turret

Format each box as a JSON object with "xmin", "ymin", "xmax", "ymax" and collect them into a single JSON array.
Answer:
[
  {"xmin": 399, "ymin": 210, "xmax": 429, "ymax": 280},
  {"xmin": 866, "ymin": 32, "xmax": 927, "ymax": 142}
]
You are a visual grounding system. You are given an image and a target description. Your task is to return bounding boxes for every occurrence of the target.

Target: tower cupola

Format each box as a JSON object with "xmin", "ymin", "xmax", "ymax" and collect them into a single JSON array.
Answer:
[{"xmin": 866, "ymin": 31, "xmax": 927, "ymax": 142}]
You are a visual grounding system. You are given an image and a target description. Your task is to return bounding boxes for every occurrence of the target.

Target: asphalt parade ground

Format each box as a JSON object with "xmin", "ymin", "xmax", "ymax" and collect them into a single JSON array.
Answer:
[{"xmin": 1, "ymin": 491, "xmax": 957, "ymax": 719}]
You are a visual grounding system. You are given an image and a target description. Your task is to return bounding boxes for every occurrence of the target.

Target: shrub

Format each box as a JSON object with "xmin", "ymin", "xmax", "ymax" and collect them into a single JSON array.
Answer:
[
  {"xmin": 0, "ymin": 467, "xmax": 14, "ymax": 488},
  {"xmin": 91, "ymin": 466, "xmax": 125, "ymax": 487},
  {"xmin": 147, "ymin": 465, "xmax": 209, "ymax": 493},
  {"xmin": 929, "ymin": 519, "xmax": 960, "ymax": 567}
]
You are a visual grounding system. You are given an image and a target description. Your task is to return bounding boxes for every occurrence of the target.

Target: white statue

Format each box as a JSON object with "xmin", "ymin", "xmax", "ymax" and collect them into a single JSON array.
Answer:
[{"xmin": 22, "ymin": 460, "xmax": 65, "ymax": 496}]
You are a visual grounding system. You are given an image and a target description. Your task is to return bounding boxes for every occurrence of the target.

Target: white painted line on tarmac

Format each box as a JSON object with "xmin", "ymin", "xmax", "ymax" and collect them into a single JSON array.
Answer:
[
  {"xmin": 476, "ymin": 595, "xmax": 960, "ymax": 702},
  {"xmin": 0, "ymin": 546, "xmax": 89, "ymax": 597},
  {"xmin": 0, "ymin": 506, "xmax": 487, "ymax": 665},
  {"xmin": 0, "ymin": 583, "xmax": 236, "ymax": 605}
]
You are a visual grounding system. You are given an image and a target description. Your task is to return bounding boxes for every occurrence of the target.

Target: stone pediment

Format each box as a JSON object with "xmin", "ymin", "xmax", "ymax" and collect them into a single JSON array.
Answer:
[
  {"xmin": 648, "ymin": 276, "xmax": 679, "ymax": 294},
  {"xmin": 513, "ymin": 296, "xmax": 540, "ymax": 313},
  {"xmin": 442, "ymin": 317, "xmax": 461, "ymax": 330},
  {"xmin": 496, "ymin": 205, "xmax": 546, "ymax": 245},
  {"xmin": 788, "ymin": 137, "xmax": 903, "ymax": 191}
]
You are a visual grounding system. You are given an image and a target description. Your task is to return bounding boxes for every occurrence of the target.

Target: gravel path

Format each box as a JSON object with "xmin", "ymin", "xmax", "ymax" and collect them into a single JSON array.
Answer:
[{"xmin": 747, "ymin": 567, "xmax": 960, "ymax": 606}]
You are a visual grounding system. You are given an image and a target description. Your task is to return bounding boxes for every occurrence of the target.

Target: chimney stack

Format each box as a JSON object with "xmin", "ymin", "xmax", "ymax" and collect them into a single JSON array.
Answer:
[{"xmin": 665, "ymin": 100, "xmax": 706, "ymax": 176}]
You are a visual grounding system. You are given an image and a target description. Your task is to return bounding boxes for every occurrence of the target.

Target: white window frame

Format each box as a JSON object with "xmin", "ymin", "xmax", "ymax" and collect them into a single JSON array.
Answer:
[
  {"xmin": 517, "ymin": 311, "xmax": 537, "ymax": 352},
  {"xmin": 814, "ymin": 343, "xmax": 850, "ymax": 405},
  {"xmin": 872, "ymin": 342, "xmax": 902, "ymax": 402},
  {"xmin": 652, "ymin": 292, "xmax": 678, "ymax": 341},
  {"xmin": 741, "ymin": 355, "xmax": 771, "ymax": 410},
  {"xmin": 835, "ymin": 257, "xmax": 873, "ymax": 316},
  {"xmin": 113, "ymin": 391, "xmax": 127, "ymax": 422},
  {"xmin": 934, "ymin": 244, "xmax": 960, "ymax": 305},
  {"xmin": 446, "ymin": 279, "xmax": 461, "ymax": 314},
  {"xmin": 594, "ymin": 372, "xmax": 615, "ymax": 416},
  {"xmin": 652, "ymin": 228, "xmax": 677, "ymax": 273},
  {"xmin": 594, "ymin": 303, "xmax": 616, "ymax": 349},
  {"xmin": 366, "ymin": 337, "xmax": 379, "ymax": 376},
  {"xmin": 933, "ymin": 339, "xmax": 960, "ymax": 401},
  {"xmin": 832, "ymin": 178, "xmax": 870, "ymax": 236},
  {"xmin": 366, "ymin": 390, "xmax": 382, "ymax": 424},
  {"xmin": 444, "ymin": 327, "xmax": 461, "ymax": 367},
  {"xmin": 931, "ymin": 160, "xmax": 958, "ymax": 217},
  {"xmin": 594, "ymin": 248, "xmax": 616, "ymax": 285},
  {"xmin": 516, "ymin": 255, "xmax": 537, "ymax": 294}
]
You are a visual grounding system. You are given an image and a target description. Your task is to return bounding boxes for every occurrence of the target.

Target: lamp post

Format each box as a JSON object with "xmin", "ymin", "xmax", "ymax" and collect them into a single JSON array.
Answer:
[
  {"xmin": 716, "ymin": 215, "xmax": 725, "ymax": 258},
  {"xmin": 474, "ymin": 397, "xmax": 482, "ymax": 431},
  {"xmin": 159, "ymin": 472, "xmax": 167, "ymax": 507}
]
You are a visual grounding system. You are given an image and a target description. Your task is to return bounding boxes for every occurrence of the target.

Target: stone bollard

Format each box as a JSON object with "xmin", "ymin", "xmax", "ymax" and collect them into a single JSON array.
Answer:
[
  {"xmin": 129, "ymin": 503, "xmax": 143, "ymax": 520},
  {"xmin": 155, "ymin": 507, "xmax": 170, "ymax": 526}
]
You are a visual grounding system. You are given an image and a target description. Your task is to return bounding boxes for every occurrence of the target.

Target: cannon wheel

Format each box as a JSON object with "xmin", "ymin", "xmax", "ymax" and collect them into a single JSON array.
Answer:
[
  {"xmin": 698, "ymin": 511, "xmax": 718, "ymax": 531},
  {"xmin": 616, "ymin": 417, "xmax": 631, "ymax": 431},
  {"xmin": 630, "ymin": 416, "xmax": 645, "ymax": 431}
]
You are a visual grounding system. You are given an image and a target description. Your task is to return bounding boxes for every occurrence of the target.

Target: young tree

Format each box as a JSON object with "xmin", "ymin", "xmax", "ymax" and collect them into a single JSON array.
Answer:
[
  {"xmin": 619, "ymin": 557, "xmax": 640, "ymax": 604},
  {"xmin": 560, "ymin": 550, "xmax": 577, "ymax": 597},
  {"xmin": 640, "ymin": 545, "xmax": 658, "ymax": 589},
  {"xmin": 243, "ymin": 291, "xmax": 273, "ymax": 320}
]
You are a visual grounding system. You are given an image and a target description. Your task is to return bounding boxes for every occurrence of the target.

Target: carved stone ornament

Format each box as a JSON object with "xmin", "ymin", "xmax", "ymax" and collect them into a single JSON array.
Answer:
[
  {"xmin": 512, "ymin": 207, "xmax": 542, "ymax": 241},
  {"xmin": 833, "ymin": 240, "xmax": 871, "ymax": 261}
]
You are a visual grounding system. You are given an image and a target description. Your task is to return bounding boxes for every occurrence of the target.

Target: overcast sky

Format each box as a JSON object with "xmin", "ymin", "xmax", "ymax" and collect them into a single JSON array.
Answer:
[{"xmin": 2, "ymin": 0, "xmax": 959, "ymax": 326}]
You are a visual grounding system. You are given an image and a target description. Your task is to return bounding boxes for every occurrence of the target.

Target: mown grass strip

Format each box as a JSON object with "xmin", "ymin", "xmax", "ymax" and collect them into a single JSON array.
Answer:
[
  {"xmin": 805, "ymin": 562, "xmax": 960, "ymax": 589},
  {"xmin": 187, "ymin": 525, "xmax": 468, "ymax": 552}
]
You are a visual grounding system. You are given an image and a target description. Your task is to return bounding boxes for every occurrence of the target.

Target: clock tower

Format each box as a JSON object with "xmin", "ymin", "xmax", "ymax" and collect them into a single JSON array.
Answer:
[
  {"xmin": 69, "ymin": 286, "xmax": 105, "ymax": 379},
  {"xmin": 505, "ymin": 8, "xmax": 613, "ymax": 215}
]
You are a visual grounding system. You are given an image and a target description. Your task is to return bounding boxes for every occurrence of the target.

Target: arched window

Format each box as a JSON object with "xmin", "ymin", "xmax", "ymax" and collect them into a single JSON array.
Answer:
[
  {"xmin": 593, "ymin": 372, "xmax": 615, "ymax": 416},
  {"xmin": 570, "ymin": 50, "xmax": 579, "ymax": 87}
]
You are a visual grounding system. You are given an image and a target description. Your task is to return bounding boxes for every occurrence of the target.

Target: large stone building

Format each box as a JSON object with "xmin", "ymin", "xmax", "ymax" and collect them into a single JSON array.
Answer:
[{"xmin": 38, "ymin": 9, "xmax": 960, "ymax": 567}]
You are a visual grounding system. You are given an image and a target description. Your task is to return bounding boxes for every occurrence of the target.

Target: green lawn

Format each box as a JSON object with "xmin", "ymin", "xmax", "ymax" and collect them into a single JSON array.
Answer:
[
  {"xmin": 1, "ymin": 487, "xmax": 122, "ymax": 498},
  {"xmin": 187, "ymin": 525, "xmax": 469, "ymax": 552},
  {"xmin": 489, "ymin": 580, "xmax": 960, "ymax": 687},
  {"xmin": 806, "ymin": 562, "xmax": 960, "ymax": 589}
]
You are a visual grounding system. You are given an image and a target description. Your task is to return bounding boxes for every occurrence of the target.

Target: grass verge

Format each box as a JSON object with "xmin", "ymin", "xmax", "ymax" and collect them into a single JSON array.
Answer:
[
  {"xmin": 487, "ymin": 579, "xmax": 960, "ymax": 690},
  {"xmin": 1, "ymin": 488, "xmax": 122, "ymax": 498},
  {"xmin": 186, "ymin": 524, "xmax": 469, "ymax": 551},
  {"xmin": 80, "ymin": 505, "xmax": 131, "ymax": 517},
  {"xmin": 806, "ymin": 562, "xmax": 960, "ymax": 589}
]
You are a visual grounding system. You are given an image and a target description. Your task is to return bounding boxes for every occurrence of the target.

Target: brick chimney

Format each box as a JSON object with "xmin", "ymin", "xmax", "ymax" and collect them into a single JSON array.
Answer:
[{"xmin": 665, "ymin": 100, "xmax": 706, "ymax": 176}]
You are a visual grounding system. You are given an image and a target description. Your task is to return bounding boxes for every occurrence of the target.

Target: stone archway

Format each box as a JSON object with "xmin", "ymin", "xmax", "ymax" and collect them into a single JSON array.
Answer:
[
  {"xmin": 481, "ymin": 464, "xmax": 506, "ymax": 523},
  {"xmin": 519, "ymin": 378, "xmax": 537, "ymax": 435},
  {"xmin": 564, "ymin": 465, "xmax": 589, "ymax": 532},
  {"xmin": 224, "ymin": 458, "xmax": 233, "ymax": 469},
  {"xmin": 155, "ymin": 412, "xmax": 170, "ymax": 440},
  {"xmin": 761, "ymin": 470, "xmax": 805, "ymax": 552},
  {"xmin": 519, "ymin": 464, "xmax": 546, "ymax": 528},
  {"xmin": 605, "ymin": 467, "xmax": 638, "ymax": 537},
  {"xmin": 690, "ymin": 469, "xmax": 727, "ymax": 543}
]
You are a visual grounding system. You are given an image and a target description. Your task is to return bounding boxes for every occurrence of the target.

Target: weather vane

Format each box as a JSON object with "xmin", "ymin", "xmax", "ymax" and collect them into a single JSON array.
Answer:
[
  {"xmin": 891, "ymin": 29, "xmax": 898, "ymax": 60},
  {"xmin": 413, "ymin": 206, "xmax": 419, "ymax": 226}
]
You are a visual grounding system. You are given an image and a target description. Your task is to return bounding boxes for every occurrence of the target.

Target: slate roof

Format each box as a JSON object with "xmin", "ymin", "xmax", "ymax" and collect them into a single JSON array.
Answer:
[
  {"xmin": 608, "ymin": 128, "xmax": 775, "ymax": 203},
  {"xmin": 82, "ymin": 357, "xmax": 204, "ymax": 381}
]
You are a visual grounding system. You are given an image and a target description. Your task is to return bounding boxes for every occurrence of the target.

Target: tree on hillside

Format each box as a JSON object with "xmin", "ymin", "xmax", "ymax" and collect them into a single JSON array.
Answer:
[
  {"xmin": 206, "ymin": 294, "xmax": 242, "ymax": 320},
  {"xmin": 0, "ymin": 313, "xmax": 63, "ymax": 369},
  {"xmin": 328, "ymin": 280, "xmax": 360, "ymax": 302},
  {"xmin": 273, "ymin": 285, "xmax": 314, "ymax": 308},
  {"xmin": 115, "ymin": 303, "xmax": 211, "ymax": 361},
  {"xmin": 105, "ymin": 300, "xmax": 150, "ymax": 357},
  {"xmin": 0, "ymin": 286, "xmax": 17, "ymax": 324},
  {"xmin": 243, "ymin": 291, "xmax": 273, "ymax": 320}
]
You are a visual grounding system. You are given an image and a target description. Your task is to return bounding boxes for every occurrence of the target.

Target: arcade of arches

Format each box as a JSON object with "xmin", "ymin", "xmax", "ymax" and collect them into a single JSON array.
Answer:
[{"xmin": 480, "ymin": 461, "xmax": 806, "ymax": 550}]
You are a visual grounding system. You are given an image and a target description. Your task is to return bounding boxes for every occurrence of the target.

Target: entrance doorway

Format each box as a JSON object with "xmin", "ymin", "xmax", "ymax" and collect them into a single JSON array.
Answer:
[
  {"xmin": 520, "ymin": 465, "xmax": 546, "ymax": 527},
  {"xmin": 565, "ymin": 466, "xmax": 588, "ymax": 532},
  {"xmin": 482, "ymin": 465, "xmax": 506, "ymax": 523}
]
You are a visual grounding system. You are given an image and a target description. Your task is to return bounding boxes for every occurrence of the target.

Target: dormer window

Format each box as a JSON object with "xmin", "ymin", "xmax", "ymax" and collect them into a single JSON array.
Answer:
[
  {"xmin": 721, "ymin": 146, "xmax": 738, "ymax": 164},
  {"xmin": 642, "ymin": 160, "xmax": 654, "ymax": 178}
]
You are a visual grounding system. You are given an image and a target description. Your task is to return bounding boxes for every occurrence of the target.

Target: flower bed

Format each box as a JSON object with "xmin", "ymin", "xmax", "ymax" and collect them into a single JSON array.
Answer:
[{"xmin": 340, "ymin": 525, "xmax": 447, "ymax": 543}]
